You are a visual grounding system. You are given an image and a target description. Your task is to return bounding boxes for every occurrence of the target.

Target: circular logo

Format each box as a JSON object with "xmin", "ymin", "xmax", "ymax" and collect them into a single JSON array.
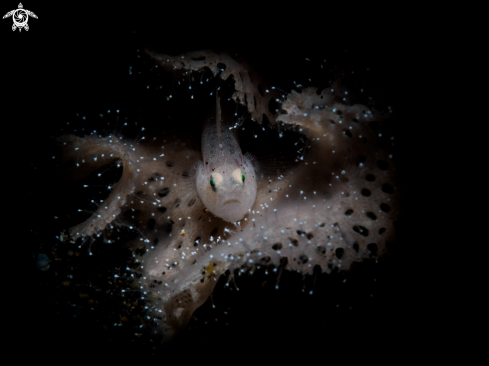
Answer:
[{"xmin": 13, "ymin": 9, "xmax": 27, "ymax": 27}]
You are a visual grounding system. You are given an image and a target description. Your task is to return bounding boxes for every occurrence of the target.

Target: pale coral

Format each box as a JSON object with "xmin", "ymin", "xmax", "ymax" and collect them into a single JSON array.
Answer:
[{"xmin": 58, "ymin": 50, "xmax": 398, "ymax": 341}]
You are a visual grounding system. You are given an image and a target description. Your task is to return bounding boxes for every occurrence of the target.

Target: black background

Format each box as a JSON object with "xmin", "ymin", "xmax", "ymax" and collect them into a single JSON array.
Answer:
[{"xmin": 4, "ymin": 3, "xmax": 435, "ymax": 363}]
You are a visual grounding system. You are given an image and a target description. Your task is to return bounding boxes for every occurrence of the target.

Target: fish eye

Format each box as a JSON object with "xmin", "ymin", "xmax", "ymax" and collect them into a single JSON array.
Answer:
[
  {"xmin": 231, "ymin": 169, "xmax": 244, "ymax": 186},
  {"xmin": 209, "ymin": 172, "xmax": 223, "ymax": 192}
]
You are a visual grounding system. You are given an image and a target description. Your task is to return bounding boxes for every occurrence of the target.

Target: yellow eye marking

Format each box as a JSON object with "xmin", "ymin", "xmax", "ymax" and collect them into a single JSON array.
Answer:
[
  {"xmin": 210, "ymin": 172, "xmax": 223, "ymax": 191},
  {"xmin": 231, "ymin": 169, "xmax": 243, "ymax": 186}
]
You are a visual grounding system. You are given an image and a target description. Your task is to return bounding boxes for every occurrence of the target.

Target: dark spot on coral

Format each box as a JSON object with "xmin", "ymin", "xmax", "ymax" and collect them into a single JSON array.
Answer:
[
  {"xmin": 166, "ymin": 162, "xmax": 173, "ymax": 168},
  {"xmin": 272, "ymin": 243, "xmax": 282, "ymax": 250},
  {"xmin": 313, "ymin": 264, "xmax": 322, "ymax": 275},
  {"xmin": 166, "ymin": 222, "xmax": 173, "ymax": 234},
  {"xmin": 157, "ymin": 206, "xmax": 167, "ymax": 213},
  {"xmin": 367, "ymin": 243, "xmax": 378, "ymax": 257},
  {"xmin": 352, "ymin": 118, "xmax": 359, "ymax": 123},
  {"xmin": 188, "ymin": 198, "xmax": 196, "ymax": 207},
  {"xmin": 380, "ymin": 203, "xmax": 391, "ymax": 212},
  {"xmin": 361, "ymin": 188, "xmax": 371, "ymax": 197},
  {"xmin": 182, "ymin": 171, "xmax": 190, "ymax": 177},
  {"xmin": 352, "ymin": 242, "xmax": 359, "ymax": 252},
  {"xmin": 279, "ymin": 257, "xmax": 288, "ymax": 267},
  {"xmin": 379, "ymin": 228, "xmax": 386, "ymax": 235},
  {"xmin": 153, "ymin": 238, "xmax": 159, "ymax": 245},
  {"xmin": 173, "ymin": 198, "xmax": 181, "ymax": 208},
  {"xmin": 147, "ymin": 218, "xmax": 156, "ymax": 231},
  {"xmin": 356, "ymin": 155, "xmax": 366, "ymax": 167},
  {"xmin": 343, "ymin": 129, "xmax": 352, "ymax": 138},
  {"xmin": 289, "ymin": 238, "xmax": 298, "ymax": 247},
  {"xmin": 177, "ymin": 242, "xmax": 182, "ymax": 249},
  {"xmin": 368, "ymin": 121, "xmax": 380, "ymax": 132},
  {"xmin": 335, "ymin": 248, "xmax": 344, "ymax": 259},
  {"xmin": 306, "ymin": 232, "xmax": 314, "ymax": 240},
  {"xmin": 200, "ymin": 278, "xmax": 205, "ymax": 283},
  {"xmin": 217, "ymin": 62, "xmax": 226, "ymax": 71},
  {"xmin": 319, "ymin": 223, "xmax": 325, "ymax": 227},
  {"xmin": 210, "ymin": 228, "xmax": 218, "ymax": 237},
  {"xmin": 377, "ymin": 160, "xmax": 389, "ymax": 170},
  {"xmin": 296, "ymin": 230, "xmax": 306, "ymax": 236},
  {"xmin": 366, "ymin": 212, "xmax": 377, "ymax": 220},
  {"xmin": 366, "ymin": 174, "xmax": 375, "ymax": 181},
  {"xmin": 353, "ymin": 225, "xmax": 369, "ymax": 237},
  {"xmin": 316, "ymin": 246, "xmax": 326, "ymax": 255},
  {"xmin": 382, "ymin": 183, "xmax": 394, "ymax": 194},
  {"xmin": 194, "ymin": 237, "xmax": 201, "ymax": 246},
  {"xmin": 158, "ymin": 188, "xmax": 170, "ymax": 197},
  {"xmin": 345, "ymin": 209, "xmax": 353, "ymax": 216},
  {"xmin": 299, "ymin": 255, "xmax": 308, "ymax": 264},
  {"xmin": 259, "ymin": 256, "xmax": 271, "ymax": 264}
]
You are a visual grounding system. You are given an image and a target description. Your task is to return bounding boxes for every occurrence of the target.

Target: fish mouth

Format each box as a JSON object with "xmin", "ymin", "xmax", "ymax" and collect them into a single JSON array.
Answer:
[{"xmin": 223, "ymin": 199, "xmax": 240, "ymax": 205}]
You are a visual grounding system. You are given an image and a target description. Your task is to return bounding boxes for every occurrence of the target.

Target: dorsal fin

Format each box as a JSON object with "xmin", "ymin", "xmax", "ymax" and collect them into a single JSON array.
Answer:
[{"xmin": 216, "ymin": 92, "xmax": 222, "ymax": 147}]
